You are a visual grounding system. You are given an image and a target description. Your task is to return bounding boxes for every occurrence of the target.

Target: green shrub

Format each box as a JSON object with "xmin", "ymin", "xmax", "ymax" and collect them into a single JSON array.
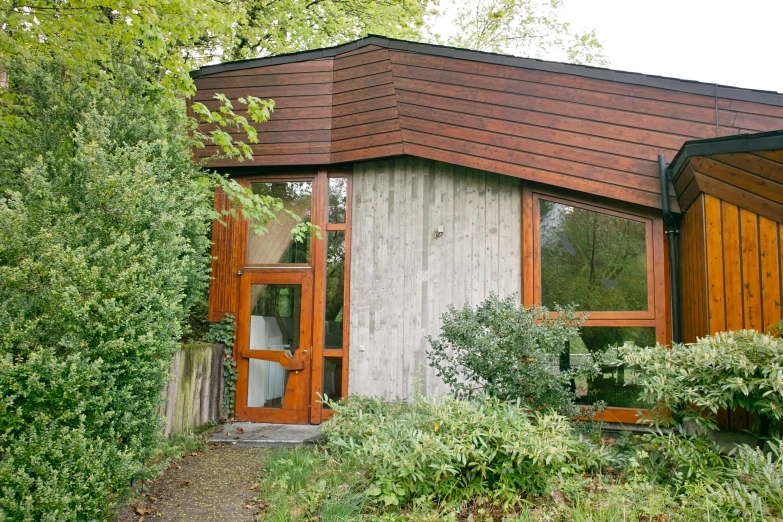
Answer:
[
  {"xmin": 324, "ymin": 395, "xmax": 605, "ymax": 507},
  {"xmin": 0, "ymin": 56, "xmax": 211, "ymax": 520},
  {"xmin": 620, "ymin": 329, "xmax": 783, "ymax": 440},
  {"xmin": 427, "ymin": 293, "xmax": 587, "ymax": 415}
]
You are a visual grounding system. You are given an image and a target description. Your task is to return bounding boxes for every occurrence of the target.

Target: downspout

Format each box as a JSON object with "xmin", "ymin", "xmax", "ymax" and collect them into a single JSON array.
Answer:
[{"xmin": 658, "ymin": 155, "xmax": 681, "ymax": 344}]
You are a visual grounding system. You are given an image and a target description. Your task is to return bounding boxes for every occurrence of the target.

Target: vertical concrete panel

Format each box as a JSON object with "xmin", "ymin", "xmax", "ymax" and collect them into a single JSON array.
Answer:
[{"xmin": 349, "ymin": 157, "xmax": 521, "ymax": 399}]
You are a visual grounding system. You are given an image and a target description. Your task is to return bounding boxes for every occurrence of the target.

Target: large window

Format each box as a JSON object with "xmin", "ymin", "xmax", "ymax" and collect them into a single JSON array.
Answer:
[{"xmin": 524, "ymin": 188, "xmax": 667, "ymax": 421}]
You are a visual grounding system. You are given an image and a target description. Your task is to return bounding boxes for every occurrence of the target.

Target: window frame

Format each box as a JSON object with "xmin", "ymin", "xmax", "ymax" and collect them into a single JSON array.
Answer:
[{"xmin": 522, "ymin": 184, "xmax": 669, "ymax": 423}]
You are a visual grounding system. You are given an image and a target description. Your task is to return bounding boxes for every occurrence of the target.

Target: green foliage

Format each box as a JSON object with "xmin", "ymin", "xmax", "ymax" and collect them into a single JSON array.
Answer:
[
  {"xmin": 323, "ymin": 395, "xmax": 605, "ymax": 507},
  {"xmin": 0, "ymin": 55, "xmax": 211, "ymax": 520},
  {"xmin": 620, "ymin": 329, "xmax": 783, "ymax": 436},
  {"xmin": 204, "ymin": 315, "xmax": 239, "ymax": 419},
  {"xmin": 683, "ymin": 440, "xmax": 783, "ymax": 520},
  {"xmin": 255, "ymin": 446, "xmax": 366, "ymax": 522},
  {"xmin": 257, "ymin": 398, "xmax": 783, "ymax": 520},
  {"xmin": 442, "ymin": 0, "xmax": 608, "ymax": 65},
  {"xmin": 427, "ymin": 293, "xmax": 588, "ymax": 414},
  {"xmin": 192, "ymin": 94, "xmax": 275, "ymax": 162},
  {"xmin": 0, "ymin": 0, "xmax": 236, "ymax": 96},
  {"xmin": 226, "ymin": 0, "xmax": 432, "ymax": 60}
]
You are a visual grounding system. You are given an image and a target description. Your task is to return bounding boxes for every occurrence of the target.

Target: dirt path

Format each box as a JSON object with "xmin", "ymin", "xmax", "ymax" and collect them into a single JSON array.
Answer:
[{"xmin": 115, "ymin": 444, "xmax": 268, "ymax": 522}]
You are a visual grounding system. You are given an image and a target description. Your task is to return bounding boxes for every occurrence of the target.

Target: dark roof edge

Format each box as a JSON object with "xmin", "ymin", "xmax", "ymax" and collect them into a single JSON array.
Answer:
[
  {"xmin": 668, "ymin": 130, "xmax": 783, "ymax": 181},
  {"xmin": 191, "ymin": 35, "xmax": 783, "ymax": 107}
]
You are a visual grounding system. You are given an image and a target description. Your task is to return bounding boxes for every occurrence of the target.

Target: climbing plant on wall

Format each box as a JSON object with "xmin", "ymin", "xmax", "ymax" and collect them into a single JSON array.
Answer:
[{"xmin": 204, "ymin": 315, "xmax": 239, "ymax": 419}]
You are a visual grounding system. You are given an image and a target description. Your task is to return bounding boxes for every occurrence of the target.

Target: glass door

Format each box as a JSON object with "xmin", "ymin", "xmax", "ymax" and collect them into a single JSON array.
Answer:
[{"xmin": 235, "ymin": 270, "xmax": 313, "ymax": 423}]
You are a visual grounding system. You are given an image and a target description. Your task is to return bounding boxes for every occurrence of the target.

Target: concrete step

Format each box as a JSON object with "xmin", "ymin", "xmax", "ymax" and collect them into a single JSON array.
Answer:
[{"xmin": 209, "ymin": 422, "xmax": 323, "ymax": 448}]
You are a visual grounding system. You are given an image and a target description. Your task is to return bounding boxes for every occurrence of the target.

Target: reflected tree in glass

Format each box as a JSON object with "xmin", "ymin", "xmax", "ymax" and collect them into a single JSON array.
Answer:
[
  {"xmin": 540, "ymin": 200, "xmax": 648, "ymax": 311},
  {"xmin": 328, "ymin": 178, "xmax": 347, "ymax": 223},
  {"xmin": 325, "ymin": 231, "xmax": 345, "ymax": 348}
]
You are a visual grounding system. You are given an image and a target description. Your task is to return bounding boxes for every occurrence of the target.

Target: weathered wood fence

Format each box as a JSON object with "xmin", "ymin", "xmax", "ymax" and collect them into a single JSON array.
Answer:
[{"xmin": 160, "ymin": 343, "xmax": 224, "ymax": 435}]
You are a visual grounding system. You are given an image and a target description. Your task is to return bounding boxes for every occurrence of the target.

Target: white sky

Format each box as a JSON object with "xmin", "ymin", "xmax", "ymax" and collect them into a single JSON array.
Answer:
[{"xmin": 434, "ymin": 0, "xmax": 783, "ymax": 94}]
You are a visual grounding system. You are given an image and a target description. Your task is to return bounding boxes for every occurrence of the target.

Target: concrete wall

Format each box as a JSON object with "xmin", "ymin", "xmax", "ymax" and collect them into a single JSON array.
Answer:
[
  {"xmin": 161, "ymin": 343, "xmax": 224, "ymax": 435},
  {"xmin": 349, "ymin": 157, "xmax": 522, "ymax": 399}
]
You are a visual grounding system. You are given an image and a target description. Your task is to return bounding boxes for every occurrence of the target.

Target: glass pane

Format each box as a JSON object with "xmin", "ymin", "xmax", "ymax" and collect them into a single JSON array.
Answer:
[
  {"xmin": 247, "ymin": 284, "xmax": 301, "ymax": 408},
  {"xmin": 248, "ymin": 181, "xmax": 312, "ymax": 264},
  {"xmin": 325, "ymin": 231, "xmax": 345, "ymax": 349},
  {"xmin": 562, "ymin": 327, "xmax": 657, "ymax": 409},
  {"xmin": 539, "ymin": 199, "xmax": 648, "ymax": 311},
  {"xmin": 322, "ymin": 357, "xmax": 343, "ymax": 405},
  {"xmin": 328, "ymin": 178, "xmax": 347, "ymax": 223}
]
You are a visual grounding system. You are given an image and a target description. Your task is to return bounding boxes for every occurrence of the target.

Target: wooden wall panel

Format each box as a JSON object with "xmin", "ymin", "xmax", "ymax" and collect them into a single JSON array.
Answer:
[
  {"xmin": 191, "ymin": 40, "xmax": 783, "ymax": 212},
  {"xmin": 679, "ymin": 194, "xmax": 708, "ymax": 342},
  {"xmin": 686, "ymin": 194, "xmax": 783, "ymax": 338},
  {"xmin": 194, "ymin": 58, "xmax": 334, "ymax": 167},
  {"xmin": 208, "ymin": 188, "xmax": 243, "ymax": 321},
  {"xmin": 331, "ymin": 48, "xmax": 403, "ymax": 163},
  {"xmin": 348, "ymin": 157, "xmax": 521, "ymax": 399}
]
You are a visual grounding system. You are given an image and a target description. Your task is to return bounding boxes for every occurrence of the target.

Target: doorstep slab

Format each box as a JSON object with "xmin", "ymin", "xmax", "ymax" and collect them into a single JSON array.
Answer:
[{"xmin": 209, "ymin": 422, "xmax": 323, "ymax": 447}]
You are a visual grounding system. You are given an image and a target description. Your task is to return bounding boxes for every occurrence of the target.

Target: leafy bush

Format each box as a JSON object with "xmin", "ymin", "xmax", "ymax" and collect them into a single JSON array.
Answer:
[
  {"xmin": 686, "ymin": 439, "xmax": 783, "ymax": 520},
  {"xmin": 427, "ymin": 293, "xmax": 587, "ymax": 414},
  {"xmin": 0, "ymin": 56, "xmax": 211, "ymax": 520},
  {"xmin": 323, "ymin": 395, "xmax": 605, "ymax": 507},
  {"xmin": 620, "ymin": 329, "xmax": 783, "ymax": 439}
]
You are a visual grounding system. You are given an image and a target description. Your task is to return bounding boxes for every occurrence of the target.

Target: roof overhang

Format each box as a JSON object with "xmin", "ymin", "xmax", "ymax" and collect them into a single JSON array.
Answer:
[{"xmin": 192, "ymin": 35, "xmax": 783, "ymax": 108}]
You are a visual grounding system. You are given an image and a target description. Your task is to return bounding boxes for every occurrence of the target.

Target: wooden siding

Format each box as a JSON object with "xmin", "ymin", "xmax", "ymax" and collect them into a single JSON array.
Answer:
[
  {"xmin": 348, "ymin": 157, "xmax": 521, "ymax": 399},
  {"xmin": 331, "ymin": 46, "xmax": 404, "ymax": 163},
  {"xmin": 191, "ymin": 42, "xmax": 783, "ymax": 211},
  {"xmin": 679, "ymin": 194, "xmax": 783, "ymax": 431},
  {"xmin": 678, "ymin": 194, "xmax": 709, "ymax": 342},
  {"xmin": 680, "ymin": 193, "xmax": 783, "ymax": 340},
  {"xmin": 207, "ymin": 187, "xmax": 243, "ymax": 321},
  {"xmin": 673, "ymin": 151, "xmax": 783, "ymax": 223},
  {"xmin": 195, "ymin": 59, "xmax": 334, "ymax": 167}
]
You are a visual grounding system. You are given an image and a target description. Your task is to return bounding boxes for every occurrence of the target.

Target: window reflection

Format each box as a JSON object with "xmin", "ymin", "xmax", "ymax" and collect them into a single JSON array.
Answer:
[
  {"xmin": 248, "ymin": 181, "xmax": 312, "ymax": 264},
  {"xmin": 540, "ymin": 199, "xmax": 648, "ymax": 311},
  {"xmin": 328, "ymin": 178, "xmax": 347, "ymax": 223},
  {"xmin": 322, "ymin": 357, "xmax": 343, "ymax": 407},
  {"xmin": 325, "ymin": 231, "xmax": 345, "ymax": 348},
  {"xmin": 562, "ymin": 327, "xmax": 656, "ymax": 409}
]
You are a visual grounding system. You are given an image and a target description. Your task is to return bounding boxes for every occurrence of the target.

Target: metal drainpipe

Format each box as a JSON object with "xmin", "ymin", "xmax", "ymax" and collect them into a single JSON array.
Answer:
[{"xmin": 658, "ymin": 155, "xmax": 681, "ymax": 344}]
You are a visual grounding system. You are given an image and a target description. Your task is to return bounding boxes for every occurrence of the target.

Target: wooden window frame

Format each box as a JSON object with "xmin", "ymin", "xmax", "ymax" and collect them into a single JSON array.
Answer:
[
  {"xmin": 315, "ymin": 168, "xmax": 352, "ymax": 423},
  {"xmin": 522, "ymin": 183, "xmax": 668, "ymax": 424}
]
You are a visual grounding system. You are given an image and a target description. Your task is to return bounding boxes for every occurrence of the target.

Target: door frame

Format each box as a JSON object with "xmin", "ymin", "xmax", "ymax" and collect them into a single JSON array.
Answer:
[{"xmin": 234, "ymin": 269, "xmax": 313, "ymax": 424}]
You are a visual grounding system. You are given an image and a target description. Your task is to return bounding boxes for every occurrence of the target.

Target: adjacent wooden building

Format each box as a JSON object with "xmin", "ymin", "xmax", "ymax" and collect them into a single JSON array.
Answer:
[{"xmin": 191, "ymin": 36, "xmax": 783, "ymax": 425}]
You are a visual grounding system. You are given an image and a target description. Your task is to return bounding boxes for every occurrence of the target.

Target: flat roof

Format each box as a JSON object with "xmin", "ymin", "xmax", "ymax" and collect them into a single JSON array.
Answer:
[{"xmin": 192, "ymin": 35, "xmax": 783, "ymax": 108}]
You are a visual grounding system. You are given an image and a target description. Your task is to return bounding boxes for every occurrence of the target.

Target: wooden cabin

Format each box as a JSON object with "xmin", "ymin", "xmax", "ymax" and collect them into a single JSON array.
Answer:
[{"xmin": 190, "ymin": 36, "xmax": 783, "ymax": 425}]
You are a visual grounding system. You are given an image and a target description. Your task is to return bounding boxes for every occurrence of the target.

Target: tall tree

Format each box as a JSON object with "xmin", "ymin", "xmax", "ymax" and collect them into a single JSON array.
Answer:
[
  {"xmin": 226, "ymin": 0, "xmax": 432, "ymax": 60},
  {"xmin": 440, "ymin": 0, "xmax": 608, "ymax": 65}
]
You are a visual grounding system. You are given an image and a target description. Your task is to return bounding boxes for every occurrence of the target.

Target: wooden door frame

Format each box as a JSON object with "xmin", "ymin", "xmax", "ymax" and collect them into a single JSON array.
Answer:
[
  {"xmin": 228, "ymin": 167, "xmax": 353, "ymax": 424},
  {"xmin": 235, "ymin": 269, "xmax": 313, "ymax": 424}
]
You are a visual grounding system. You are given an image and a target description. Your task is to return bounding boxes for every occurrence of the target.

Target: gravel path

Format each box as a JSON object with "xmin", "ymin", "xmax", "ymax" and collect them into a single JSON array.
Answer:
[{"xmin": 115, "ymin": 444, "xmax": 268, "ymax": 522}]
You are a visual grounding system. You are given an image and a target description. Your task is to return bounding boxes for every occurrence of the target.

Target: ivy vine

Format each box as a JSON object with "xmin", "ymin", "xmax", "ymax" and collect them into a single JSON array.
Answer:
[{"xmin": 204, "ymin": 314, "xmax": 238, "ymax": 419}]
